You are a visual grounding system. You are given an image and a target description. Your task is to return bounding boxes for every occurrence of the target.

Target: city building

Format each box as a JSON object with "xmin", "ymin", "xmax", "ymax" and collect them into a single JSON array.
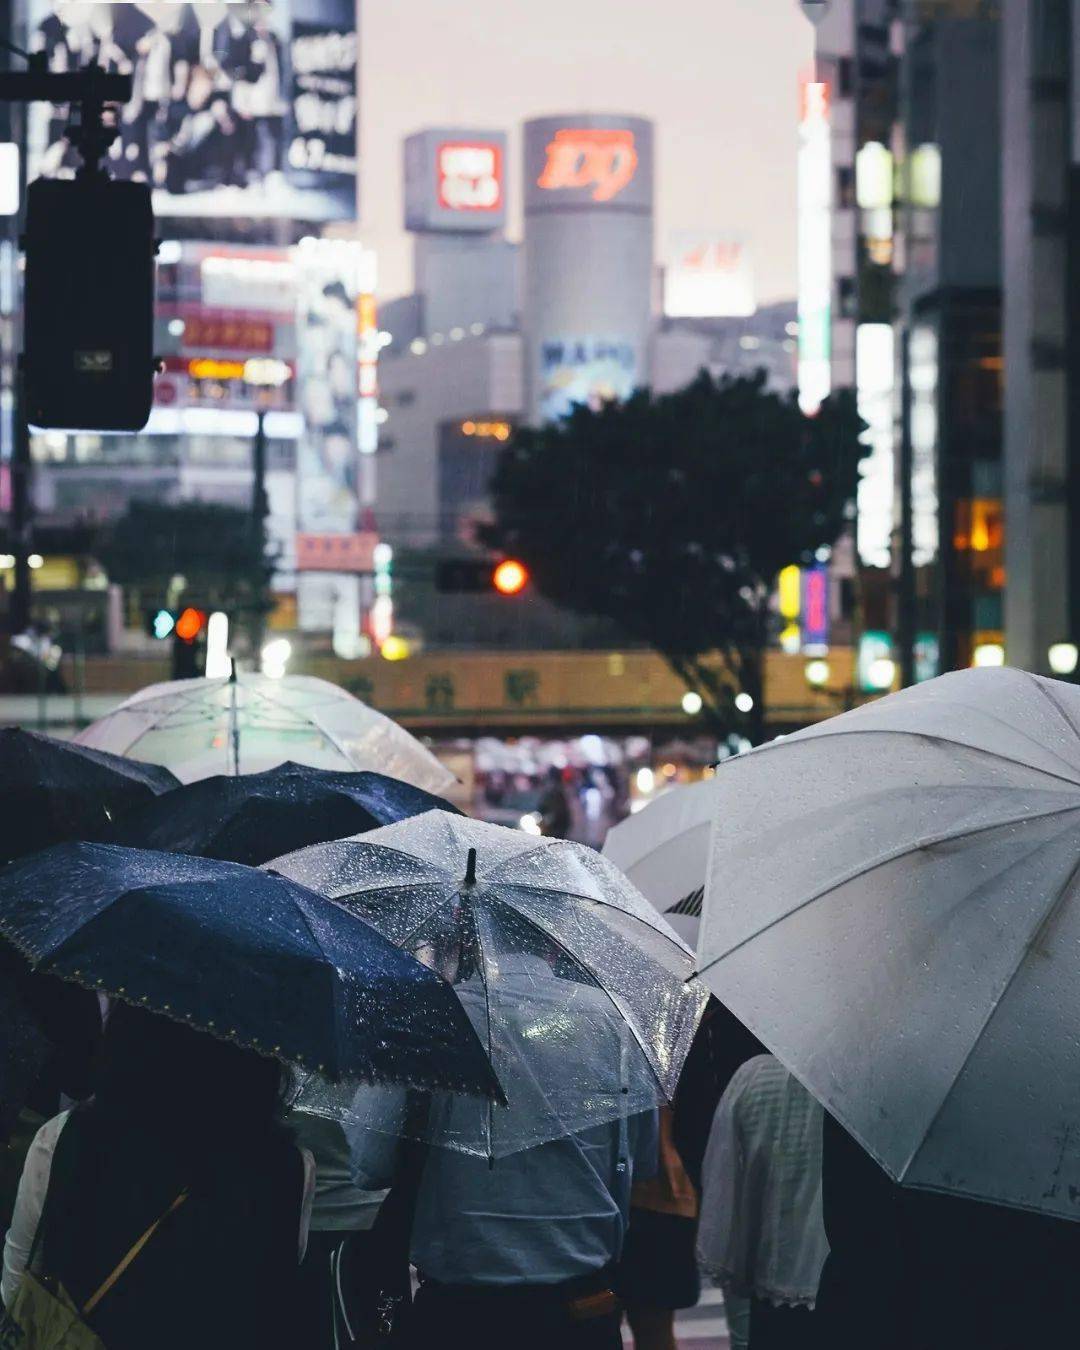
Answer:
[
  {"xmin": 4, "ymin": 0, "xmax": 370, "ymax": 659},
  {"xmin": 799, "ymin": 0, "xmax": 1003, "ymax": 680}
]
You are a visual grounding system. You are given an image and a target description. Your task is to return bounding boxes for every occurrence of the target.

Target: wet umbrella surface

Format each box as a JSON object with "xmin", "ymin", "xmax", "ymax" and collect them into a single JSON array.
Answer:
[
  {"xmin": 74, "ymin": 672, "xmax": 456, "ymax": 794},
  {"xmin": 112, "ymin": 762, "xmax": 460, "ymax": 866},
  {"xmin": 0, "ymin": 841, "xmax": 501, "ymax": 1101},
  {"xmin": 698, "ymin": 666, "xmax": 1080, "ymax": 1221},
  {"xmin": 269, "ymin": 811, "xmax": 706, "ymax": 1159},
  {"xmin": 0, "ymin": 727, "xmax": 178, "ymax": 866}
]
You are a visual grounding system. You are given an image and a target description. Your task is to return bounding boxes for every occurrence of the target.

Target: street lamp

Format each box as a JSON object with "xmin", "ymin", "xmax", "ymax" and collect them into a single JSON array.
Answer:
[
  {"xmin": 1048, "ymin": 643, "xmax": 1079, "ymax": 676},
  {"xmin": 681, "ymin": 691, "xmax": 703, "ymax": 715},
  {"xmin": 972, "ymin": 643, "xmax": 1005, "ymax": 668}
]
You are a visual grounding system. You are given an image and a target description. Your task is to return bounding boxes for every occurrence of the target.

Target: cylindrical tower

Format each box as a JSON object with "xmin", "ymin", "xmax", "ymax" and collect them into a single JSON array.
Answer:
[{"xmin": 522, "ymin": 114, "xmax": 654, "ymax": 424}]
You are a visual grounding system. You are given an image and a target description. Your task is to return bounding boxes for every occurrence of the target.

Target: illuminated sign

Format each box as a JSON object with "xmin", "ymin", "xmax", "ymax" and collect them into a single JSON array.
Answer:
[
  {"xmin": 437, "ymin": 142, "xmax": 503, "ymax": 212},
  {"xmin": 461, "ymin": 419, "xmax": 512, "ymax": 441},
  {"xmin": 778, "ymin": 565, "xmax": 801, "ymax": 621},
  {"xmin": 797, "ymin": 77, "xmax": 832, "ymax": 415},
  {"xmin": 665, "ymin": 235, "xmax": 755, "ymax": 318},
  {"xmin": 801, "ymin": 565, "xmax": 830, "ymax": 650},
  {"xmin": 188, "ymin": 358, "xmax": 247, "ymax": 381},
  {"xmin": 538, "ymin": 336, "xmax": 637, "ymax": 423},
  {"xmin": 181, "ymin": 315, "xmax": 276, "ymax": 354},
  {"xmin": 537, "ymin": 128, "xmax": 638, "ymax": 203},
  {"xmin": 296, "ymin": 531, "xmax": 378, "ymax": 573},
  {"xmin": 856, "ymin": 323, "xmax": 895, "ymax": 568}
]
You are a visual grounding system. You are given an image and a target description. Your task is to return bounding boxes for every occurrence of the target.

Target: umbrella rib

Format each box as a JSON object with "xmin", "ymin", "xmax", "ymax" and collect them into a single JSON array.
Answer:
[
  {"xmin": 727, "ymin": 727, "xmax": 1080, "ymax": 791},
  {"xmin": 695, "ymin": 800, "xmax": 1080, "ymax": 982},
  {"xmin": 484, "ymin": 892, "xmax": 669, "ymax": 1096},
  {"xmin": 1023, "ymin": 669, "xmax": 1080, "ymax": 744},
  {"xmin": 896, "ymin": 843, "xmax": 1080, "ymax": 1185},
  {"xmin": 498, "ymin": 880, "xmax": 693, "ymax": 955}
]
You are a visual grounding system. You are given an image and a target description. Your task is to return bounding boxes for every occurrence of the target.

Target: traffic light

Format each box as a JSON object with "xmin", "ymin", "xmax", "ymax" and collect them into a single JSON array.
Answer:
[
  {"xmin": 435, "ymin": 558, "xmax": 530, "ymax": 594},
  {"xmin": 23, "ymin": 176, "xmax": 155, "ymax": 431},
  {"xmin": 170, "ymin": 607, "xmax": 207, "ymax": 680},
  {"xmin": 145, "ymin": 609, "xmax": 175, "ymax": 640}
]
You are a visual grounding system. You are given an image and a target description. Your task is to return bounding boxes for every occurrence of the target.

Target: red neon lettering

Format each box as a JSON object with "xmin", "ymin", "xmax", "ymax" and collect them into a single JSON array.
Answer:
[{"xmin": 537, "ymin": 128, "xmax": 638, "ymax": 203}]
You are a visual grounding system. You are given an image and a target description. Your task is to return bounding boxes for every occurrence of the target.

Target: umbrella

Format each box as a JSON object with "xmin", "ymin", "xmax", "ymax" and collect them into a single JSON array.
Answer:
[
  {"xmin": 602, "ymin": 779, "xmax": 718, "ymax": 948},
  {"xmin": 0, "ymin": 727, "xmax": 179, "ymax": 866},
  {"xmin": 697, "ymin": 665, "xmax": 1080, "ymax": 1221},
  {"xmin": 74, "ymin": 671, "xmax": 455, "ymax": 794},
  {"xmin": 269, "ymin": 810, "xmax": 706, "ymax": 1159},
  {"xmin": 0, "ymin": 841, "xmax": 501, "ymax": 1101},
  {"xmin": 111, "ymin": 763, "xmax": 461, "ymax": 866}
]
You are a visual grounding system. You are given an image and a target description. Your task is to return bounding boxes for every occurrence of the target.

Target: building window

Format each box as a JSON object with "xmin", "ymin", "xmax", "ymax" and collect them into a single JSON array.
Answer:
[
  {"xmin": 837, "ymin": 165, "xmax": 856, "ymax": 209},
  {"xmin": 837, "ymin": 276, "xmax": 858, "ymax": 318},
  {"xmin": 396, "ymin": 390, "xmax": 416, "ymax": 407},
  {"xmin": 838, "ymin": 56, "xmax": 855, "ymax": 98}
]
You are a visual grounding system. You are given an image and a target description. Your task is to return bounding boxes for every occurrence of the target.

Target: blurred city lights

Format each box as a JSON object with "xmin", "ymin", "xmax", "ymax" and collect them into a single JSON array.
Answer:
[
  {"xmin": 1048, "ymin": 643, "xmax": 1079, "ymax": 675},
  {"xmin": 972, "ymin": 643, "xmax": 1005, "ymax": 668},
  {"xmin": 635, "ymin": 767, "xmax": 655, "ymax": 795},
  {"xmin": 519, "ymin": 812, "xmax": 543, "ymax": 836},
  {"xmin": 261, "ymin": 638, "xmax": 291, "ymax": 679},
  {"xmin": 203, "ymin": 611, "xmax": 230, "ymax": 679},
  {"xmin": 381, "ymin": 635, "xmax": 411, "ymax": 661},
  {"xmin": 151, "ymin": 609, "xmax": 174, "ymax": 640},
  {"xmin": 735, "ymin": 692, "xmax": 754, "ymax": 713},
  {"xmin": 867, "ymin": 657, "xmax": 897, "ymax": 690},
  {"xmin": 805, "ymin": 658, "xmax": 831, "ymax": 687},
  {"xmin": 493, "ymin": 559, "xmax": 529, "ymax": 595},
  {"xmin": 174, "ymin": 607, "xmax": 205, "ymax": 641},
  {"xmin": 681, "ymin": 690, "xmax": 703, "ymax": 715},
  {"xmin": 27, "ymin": 554, "xmax": 43, "ymax": 570}
]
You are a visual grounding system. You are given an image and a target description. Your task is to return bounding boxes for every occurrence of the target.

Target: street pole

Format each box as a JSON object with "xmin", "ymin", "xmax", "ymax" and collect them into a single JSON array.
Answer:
[
  {"xmin": 250, "ymin": 406, "xmax": 269, "ymax": 665},
  {"xmin": 3, "ymin": 88, "xmax": 30, "ymax": 635},
  {"xmin": 897, "ymin": 326, "xmax": 916, "ymax": 689}
]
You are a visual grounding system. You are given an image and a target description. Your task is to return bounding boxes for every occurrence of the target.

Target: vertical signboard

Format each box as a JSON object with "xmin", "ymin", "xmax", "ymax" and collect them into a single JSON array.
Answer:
[
  {"xmin": 294, "ymin": 237, "xmax": 360, "ymax": 633},
  {"xmin": 856, "ymin": 322, "xmax": 894, "ymax": 568},
  {"xmin": 797, "ymin": 78, "xmax": 832, "ymax": 414}
]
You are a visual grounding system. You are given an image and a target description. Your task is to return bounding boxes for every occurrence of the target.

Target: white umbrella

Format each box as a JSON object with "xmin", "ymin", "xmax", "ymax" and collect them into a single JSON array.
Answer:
[
  {"xmin": 75, "ymin": 672, "xmax": 455, "ymax": 794},
  {"xmin": 697, "ymin": 666, "xmax": 1080, "ymax": 1221},
  {"xmin": 602, "ymin": 780, "xmax": 717, "ymax": 947}
]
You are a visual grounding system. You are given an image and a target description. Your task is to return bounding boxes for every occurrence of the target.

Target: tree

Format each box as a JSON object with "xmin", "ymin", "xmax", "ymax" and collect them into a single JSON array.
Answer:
[
  {"xmin": 481, "ymin": 371, "xmax": 867, "ymax": 740},
  {"xmin": 96, "ymin": 500, "xmax": 274, "ymax": 657}
]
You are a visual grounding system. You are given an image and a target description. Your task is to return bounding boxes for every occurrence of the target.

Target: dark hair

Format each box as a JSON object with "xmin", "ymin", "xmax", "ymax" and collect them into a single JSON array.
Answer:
[{"xmin": 92, "ymin": 1002, "xmax": 286, "ymax": 1164}]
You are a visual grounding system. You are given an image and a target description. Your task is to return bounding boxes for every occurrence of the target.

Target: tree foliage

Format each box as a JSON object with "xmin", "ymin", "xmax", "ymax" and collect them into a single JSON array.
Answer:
[
  {"xmin": 97, "ymin": 500, "xmax": 273, "ymax": 646},
  {"xmin": 481, "ymin": 371, "xmax": 867, "ymax": 736}
]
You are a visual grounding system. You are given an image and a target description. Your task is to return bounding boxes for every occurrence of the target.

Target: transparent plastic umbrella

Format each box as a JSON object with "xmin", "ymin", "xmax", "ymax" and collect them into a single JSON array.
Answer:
[
  {"xmin": 74, "ymin": 671, "xmax": 455, "ymax": 794},
  {"xmin": 269, "ymin": 811, "xmax": 706, "ymax": 1159},
  {"xmin": 698, "ymin": 666, "xmax": 1080, "ymax": 1221}
]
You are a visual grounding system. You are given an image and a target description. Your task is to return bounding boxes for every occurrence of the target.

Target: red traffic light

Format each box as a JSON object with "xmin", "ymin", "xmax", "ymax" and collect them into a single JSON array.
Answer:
[
  {"xmin": 174, "ymin": 607, "xmax": 207, "ymax": 642},
  {"xmin": 493, "ymin": 559, "xmax": 529, "ymax": 595}
]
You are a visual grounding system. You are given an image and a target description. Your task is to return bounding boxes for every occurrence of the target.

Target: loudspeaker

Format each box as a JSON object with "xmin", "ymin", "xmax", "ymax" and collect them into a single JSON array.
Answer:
[{"xmin": 23, "ymin": 176, "xmax": 155, "ymax": 431}]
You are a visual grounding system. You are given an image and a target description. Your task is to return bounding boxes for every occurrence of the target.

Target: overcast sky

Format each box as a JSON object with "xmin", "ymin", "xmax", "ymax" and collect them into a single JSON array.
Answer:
[{"xmin": 361, "ymin": 0, "xmax": 813, "ymax": 304}]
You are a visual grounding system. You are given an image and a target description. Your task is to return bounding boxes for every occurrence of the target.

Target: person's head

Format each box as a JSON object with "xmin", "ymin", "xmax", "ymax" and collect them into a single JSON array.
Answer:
[{"xmin": 94, "ymin": 1001, "xmax": 284, "ymax": 1146}]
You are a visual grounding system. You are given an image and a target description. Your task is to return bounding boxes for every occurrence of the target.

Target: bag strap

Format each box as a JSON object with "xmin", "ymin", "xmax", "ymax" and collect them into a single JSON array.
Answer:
[{"xmin": 82, "ymin": 1190, "xmax": 188, "ymax": 1316}]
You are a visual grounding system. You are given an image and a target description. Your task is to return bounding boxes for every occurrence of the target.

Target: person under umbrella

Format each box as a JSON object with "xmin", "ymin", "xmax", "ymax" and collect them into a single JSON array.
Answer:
[
  {"xmin": 695, "ymin": 666, "xmax": 1080, "ymax": 1345},
  {"xmin": 112, "ymin": 762, "xmax": 460, "ymax": 866},
  {"xmin": 269, "ymin": 812, "xmax": 706, "ymax": 1350},
  {"xmin": 0, "ymin": 841, "xmax": 501, "ymax": 1348}
]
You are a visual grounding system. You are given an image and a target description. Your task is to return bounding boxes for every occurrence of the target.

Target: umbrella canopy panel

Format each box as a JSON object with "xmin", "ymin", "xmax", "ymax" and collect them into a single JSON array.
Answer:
[
  {"xmin": 112, "ymin": 763, "xmax": 459, "ymax": 866},
  {"xmin": 272, "ymin": 811, "xmax": 706, "ymax": 1158},
  {"xmin": 699, "ymin": 666, "xmax": 1080, "ymax": 1220},
  {"xmin": 602, "ymin": 779, "xmax": 718, "ymax": 948},
  {"xmin": 74, "ymin": 674, "xmax": 455, "ymax": 794},
  {"xmin": 0, "ymin": 727, "xmax": 178, "ymax": 865},
  {"xmin": 0, "ymin": 842, "xmax": 500, "ymax": 1101}
]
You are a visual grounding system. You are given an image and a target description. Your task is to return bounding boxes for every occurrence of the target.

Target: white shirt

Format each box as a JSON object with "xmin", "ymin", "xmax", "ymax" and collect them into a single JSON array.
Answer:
[
  {"xmin": 696, "ymin": 1055, "xmax": 829, "ymax": 1308},
  {"xmin": 2, "ymin": 1113, "xmax": 316, "ymax": 1309}
]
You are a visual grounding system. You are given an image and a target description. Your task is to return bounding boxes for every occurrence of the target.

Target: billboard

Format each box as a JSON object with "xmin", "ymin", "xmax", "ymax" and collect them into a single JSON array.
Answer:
[
  {"xmin": 404, "ymin": 128, "xmax": 507, "ymax": 233},
  {"xmin": 797, "ymin": 77, "xmax": 831, "ymax": 414},
  {"xmin": 537, "ymin": 336, "xmax": 637, "ymax": 424},
  {"xmin": 524, "ymin": 116, "xmax": 653, "ymax": 214},
  {"xmin": 25, "ymin": 0, "xmax": 358, "ymax": 223},
  {"xmin": 664, "ymin": 235, "xmax": 755, "ymax": 318}
]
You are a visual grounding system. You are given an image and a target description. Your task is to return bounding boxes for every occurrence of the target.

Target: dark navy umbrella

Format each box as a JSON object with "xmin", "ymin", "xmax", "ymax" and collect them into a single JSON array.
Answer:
[
  {"xmin": 0, "ymin": 728, "xmax": 179, "ymax": 866},
  {"xmin": 111, "ymin": 762, "xmax": 460, "ymax": 866},
  {"xmin": 0, "ymin": 842, "xmax": 502, "ymax": 1100}
]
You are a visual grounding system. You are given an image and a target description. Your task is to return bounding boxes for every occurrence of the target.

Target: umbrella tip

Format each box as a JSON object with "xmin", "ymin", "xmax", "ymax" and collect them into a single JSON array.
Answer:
[
  {"xmin": 464, "ymin": 847, "xmax": 477, "ymax": 886},
  {"xmin": 229, "ymin": 659, "xmax": 237, "ymax": 684}
]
